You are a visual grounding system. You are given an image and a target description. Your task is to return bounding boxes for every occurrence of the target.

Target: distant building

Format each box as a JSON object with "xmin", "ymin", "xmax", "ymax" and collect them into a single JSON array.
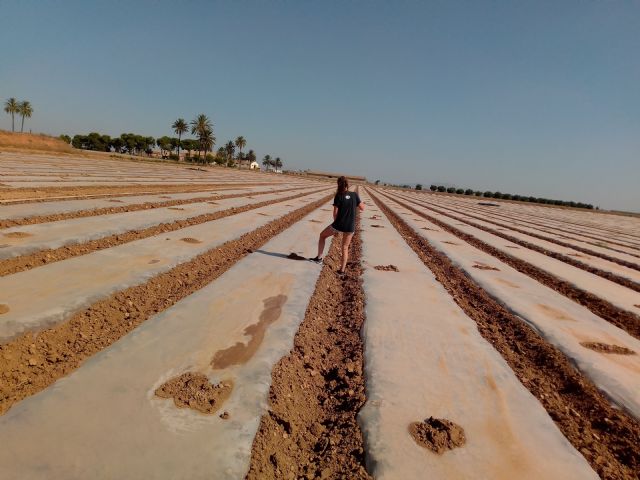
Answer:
[{"xmin": 250, "ymin": 161, "xmax": 260, "ymax": 170}]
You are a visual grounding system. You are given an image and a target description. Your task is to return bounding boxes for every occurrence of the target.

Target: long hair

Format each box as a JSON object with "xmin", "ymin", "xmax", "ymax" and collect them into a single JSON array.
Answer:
[{"xmin": 336, "ymin": 176, "xmax": 349, "ymax": 195}]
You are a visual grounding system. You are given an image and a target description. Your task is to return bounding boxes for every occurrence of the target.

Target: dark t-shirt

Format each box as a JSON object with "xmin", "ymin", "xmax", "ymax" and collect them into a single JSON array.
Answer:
[{"xmin": 332, "ymin": 191, "xmax": 361, "ymax": 233}]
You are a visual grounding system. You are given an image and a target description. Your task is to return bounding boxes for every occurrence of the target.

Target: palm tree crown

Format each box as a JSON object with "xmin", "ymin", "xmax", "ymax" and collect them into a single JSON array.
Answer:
[
  {"xmin": 234, "ymin": 136, "xmax": 246, "ymax": 168},
  {"xmin": 4, "ymin": 98, "xmax": 19, "ymax": 132},
  {"xmin": 190, "ymin": 114, "xmax": 215, "ymax": 158},
  {"xmin": 19, "ymin": 101, "xmax": 33, "ymax": 133},
  {"xmin": 172, "ymin": 118, "xmax": 188, "ymax": 159}
]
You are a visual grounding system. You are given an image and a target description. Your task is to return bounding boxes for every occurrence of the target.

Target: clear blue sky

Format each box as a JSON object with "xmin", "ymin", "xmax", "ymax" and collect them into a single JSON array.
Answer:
[{"xmin": 1, "ymin": 0, "xmax": 638, "ymax": 211}]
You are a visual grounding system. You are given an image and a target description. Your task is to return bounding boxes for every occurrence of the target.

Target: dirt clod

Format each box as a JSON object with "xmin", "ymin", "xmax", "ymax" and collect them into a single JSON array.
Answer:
[
  {"xmin": 472, "ymin": 264, "xmax": 500, "ymax": 271},
  {"xmin": 0, "ymin": 304, "xmax": 9, "ymax": 315},
  {"xmin": 580, "ymin": 342, "xmax": 635, "ymax": 355},
  {"xmin": 371, "ymin": 224, "xmax": 384, "ymax": 228},
  {"xmin": 374, "ymin": 265, "xmax": 399, "ymax": 272},
  {"xmin": 3, "ymin": 232, "xmax": 32, "ymax": 239},
  {"xmin": 409, "ymin": 417, "xmax": 466, "ymax": 454},
  {"xmin": 154, "ymin": 372, "xmax": 232, "ymax": 414},
  {"xmin": 180, "ymin": 237, "xmax": 202, "ymax": 244}
]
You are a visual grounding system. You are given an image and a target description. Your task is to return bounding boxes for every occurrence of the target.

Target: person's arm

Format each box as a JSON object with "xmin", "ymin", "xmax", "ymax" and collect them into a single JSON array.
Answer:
[
  {"xmin": 357, "ymin": 193, "xmax": 365, "ymax": 211},
  {"xmin": 333, "ymin": 206, "xmax": 338, "ymax": 220}
]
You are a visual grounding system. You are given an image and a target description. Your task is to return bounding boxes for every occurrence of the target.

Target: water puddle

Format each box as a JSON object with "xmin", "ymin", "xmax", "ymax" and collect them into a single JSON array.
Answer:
[{"xmin": 211, "ymin": 295, "xmax": 287, "ymax": 369}]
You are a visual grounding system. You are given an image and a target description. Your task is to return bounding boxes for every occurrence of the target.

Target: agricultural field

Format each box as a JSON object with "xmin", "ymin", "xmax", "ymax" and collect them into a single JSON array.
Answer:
[{"xmin": 0, "ymin": 152, "xmax": 639, "ymax": 479}]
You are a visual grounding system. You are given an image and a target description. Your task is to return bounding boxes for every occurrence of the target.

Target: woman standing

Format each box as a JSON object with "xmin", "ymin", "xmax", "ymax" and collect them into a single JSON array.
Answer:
[{"xmin": 311, "ymin": 176, "xmax": 365, "ymax": 274}]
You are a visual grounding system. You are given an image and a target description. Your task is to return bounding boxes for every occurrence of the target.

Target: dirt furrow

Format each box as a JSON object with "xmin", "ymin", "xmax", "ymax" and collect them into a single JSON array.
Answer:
[
  {"xmin": 0, "ymin": 186, "xmax": 306, "ymax": 229},
  {"xmin": 369, "ymin": 188, "xmax": 640, "ymax": 480},
  {"xmin": 398, "ymin": 195, "xmax": 640, "ymax": 290},
  {"xmin": 0, "ymin": 188, "xmax": 328, "ymax": 277},
  {"xmin": 381, "ymin": 191, "xmax": 640, "ymax": 339},
  {"xmin": 247, "ymin": 218, "xmax": 370, "ymax": 479},
  {"xmin": 0, "ymin": 192, "xmax": 332, "ymax": 416},
  {"xmin": 0, "ymin": 182, "xmax": 274, "ymax": 204},
  {"xmin": 416, "ymin": 196, "xmax": 640, "ymax": 267}
]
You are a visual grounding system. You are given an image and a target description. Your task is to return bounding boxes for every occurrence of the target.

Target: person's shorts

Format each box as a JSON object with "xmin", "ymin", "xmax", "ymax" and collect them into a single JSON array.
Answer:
[{"xmin": 330, "ymin": 224, "xmax": 354, "ymax": 235}]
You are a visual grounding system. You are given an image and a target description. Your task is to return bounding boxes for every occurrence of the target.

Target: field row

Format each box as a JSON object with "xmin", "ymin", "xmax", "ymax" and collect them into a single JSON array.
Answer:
[{"xmin": 0, "ymin": 165, "xmax": 638, "ymax": 479}]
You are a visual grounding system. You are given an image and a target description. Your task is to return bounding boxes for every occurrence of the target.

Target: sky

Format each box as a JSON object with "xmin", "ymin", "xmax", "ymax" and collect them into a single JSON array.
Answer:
[{"xmin": 1, "ymin": 0, "xmax": 638, "ymax": 211}]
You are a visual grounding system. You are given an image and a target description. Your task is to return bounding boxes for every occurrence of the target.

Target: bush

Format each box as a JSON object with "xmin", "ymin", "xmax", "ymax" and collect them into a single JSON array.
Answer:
[
  {"xmin": 483, "ymin": 191, "xmax": 493, "ymax": 197},
  {"xmin": 437, "ymin": 186, "xmax": 446, "ymax": 192},
  {"xmin": 205, "ymin": 154, "xmax": 215, "ymax": 163},
  {"xmin": 446, "ymin": 187, "xmax": 456, "ymax": 193},
  {"xmin": 416, "ymin": 184, "xmax": 423, "ymax": 190},
  {"xmin": 502, "ymin": 193, "xmax": 512, "ymax": 200},
  {"xmin": 430, "ymin": 185, "xmax": 437, "ymax": 191},
  {"xmin": 168, "ymin": 153, "xmax": 179, "ymax": 160},
  {"xmin": 474, "ymin": 191, "xmax": 482, "ymax": 196},
  {"xmin": 493, "ymin": 192, "xmax": 502, "ymax": 199},
  {"xmin": 464, "ymin": 189, "xmax": 474, "ymax": 195},
  {"xmin": 455, "ymin": 188, "xmax": 464, "ymax": 194}
]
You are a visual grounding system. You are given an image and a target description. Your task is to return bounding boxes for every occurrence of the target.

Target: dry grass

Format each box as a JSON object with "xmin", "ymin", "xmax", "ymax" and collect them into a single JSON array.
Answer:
[{"xmin": 0, "ymin": 130, "xmax": 74, "ymax": 153}]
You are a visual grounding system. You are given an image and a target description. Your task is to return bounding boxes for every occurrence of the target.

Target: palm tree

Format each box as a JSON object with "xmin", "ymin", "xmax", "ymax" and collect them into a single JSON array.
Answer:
[
  {"xmin": 172, "ymin": 118, "xmax": 188, "ymax": 159},
  {"xmin": 274, "ymin": 157, "xmax": 283, "ymax": 172},
  {"xmin": 18, "ymin": 101, "xmax": 33, "ymax": 133},
  {"xmin": 199, "ymin": 129, "xmax": 215, "ymax": 162},
  {"xmin": 224, "ymin": 141, "xmax": 235, "ymax": 166},
  {"xmin": 190, "ymin": 114, "xmax": 214, "ymax": 158},
  {"xmin": 4, "ymin": 98, "xmax": 19, "ymax": 132},
  {"xmin": 262, "ymin": 154, "xmax": 272, "ymax": 172},
  {"xmin": 234, "ymin": 136, "xmax": 246, "ymax": 168}
]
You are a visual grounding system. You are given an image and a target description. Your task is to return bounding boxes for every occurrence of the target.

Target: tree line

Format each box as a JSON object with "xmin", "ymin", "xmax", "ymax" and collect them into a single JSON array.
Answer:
[
  {"xmin": 3, "ymin": 98, "xmax": 33, "ymax": 132},
  {"xmin": 425, "ymin": 185, "xmax": 594, "ymax": 209},
  {"xmin": 64, "ymin": 114, "xmax": 284, "ymax": 171}
]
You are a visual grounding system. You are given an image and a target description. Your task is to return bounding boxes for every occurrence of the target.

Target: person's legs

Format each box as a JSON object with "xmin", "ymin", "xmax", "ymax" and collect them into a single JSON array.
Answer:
[
  {"xmin": 316, "ymin": 225, "xmax": 336, "ymax": 259},
  {"xmin": 340, "ymin": 232, "xmax": 354, "ymax": 272}
]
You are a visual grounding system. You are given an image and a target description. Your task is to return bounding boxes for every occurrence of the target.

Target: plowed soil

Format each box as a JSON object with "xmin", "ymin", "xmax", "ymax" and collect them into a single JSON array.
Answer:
[
  {"xmin": 0, "ymin": 193, "xmax": 331, "ymax": 415},
  {"xmin": 0, "ymin": 188, "xmax": 326, "ymax": 277},
  {"xmin": 0, "ymin": 182, "xmax": 272, "ymax": 203},
  {"xmin": 369, "ymin": 188, "xmax": 640, "ymax": 480},
  {"xmin": 154, "ymin": 373, "xmax": 233, "ymax": 414},
  {"xmin": 247, "ymin": 221, "xmax": 371, "ymax": 480},
  {"xmin": 381, "ymin": 191, "xmax": 640, "ymax": 340},
  {"xmin": 0, "ymin": 187, "xmax": 305, "ymax": 229}
]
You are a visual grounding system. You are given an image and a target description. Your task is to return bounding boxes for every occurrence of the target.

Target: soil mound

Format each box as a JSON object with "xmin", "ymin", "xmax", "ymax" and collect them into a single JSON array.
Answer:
[
  {"xmin": 154, "ymin": 372, "xmax": 232, "ymax": 414},
  {"xmin": 473, "ymin": 264, "xmax": 500, "ymax": 271},
  {"xmin": 409, "ymin": 417, "xmax": 466, "ymax": 454},
  {"xmin": 374, "ymin": 265, "xmax": 399, "ymax": 272},
  {"xmin": 180, "ymin": 237, "xmax": 202, "ymax": 244},
  {"xmin": 0, "ymin": 304, "xmax": 9, "ymax": 315},
  {"xmin": 580, "ymin": 342, "xmax": 635, "ymax": 355},
  {"xmin": 3, "ymin": 231, "xmax": 32, "ymax": 239},
  {"xmin": 287, "ymin": 253, "xmax": 307, "ymax": 260}
]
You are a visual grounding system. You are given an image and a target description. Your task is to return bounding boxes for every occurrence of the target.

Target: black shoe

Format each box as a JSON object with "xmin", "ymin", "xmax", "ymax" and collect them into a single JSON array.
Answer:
[{"xmin": 310, "ymin": 256, "xmax": 323, "ymax": 264}]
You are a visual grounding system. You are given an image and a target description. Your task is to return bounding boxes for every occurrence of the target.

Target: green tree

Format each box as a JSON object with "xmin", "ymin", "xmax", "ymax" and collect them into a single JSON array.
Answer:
[
  {"xmin": 234, "ymin": 136, "xmax": 246, "ymax": 168},
  {"xmin": 172, "ymin": 118, "xmax": 188, "ymax": 159},
  {"xmin": 59, "ymin": 134, "xmax": 71, "ymax": 144},
  {"xmin": 262, "ymin": 154, "xmax": 272, "ymax": 171},
  {"xmin": 416, "ymin": 184, "xmax": 423, "ymax": 190},
  {"xmin": 430, "ymin": 185, "xmax": 437, "ymax": 191},
  {"xmin": 274, "ymin": 157, "xmax": 283, "ymax": 172},
  {"xmin": 157, "ymin": 136, "xmax": 173, "ymax": 157},
  {"xmin": 190, "ymin": 114, "xmax": 214, "ymax": 158},
  {"xmin": 437, "ymin": 186, "xmax": 446, "ymax": 192},
  {"xmin": 18, "ymin": 101, "xmax": 33, "ymax": 132},
  {"xmin": 224, "ymin": 141, "xmax": 236, "ymax": 166},
  {"xmin": 4, "ymin": 98, "xmax": 19, "ymax": 132}
]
